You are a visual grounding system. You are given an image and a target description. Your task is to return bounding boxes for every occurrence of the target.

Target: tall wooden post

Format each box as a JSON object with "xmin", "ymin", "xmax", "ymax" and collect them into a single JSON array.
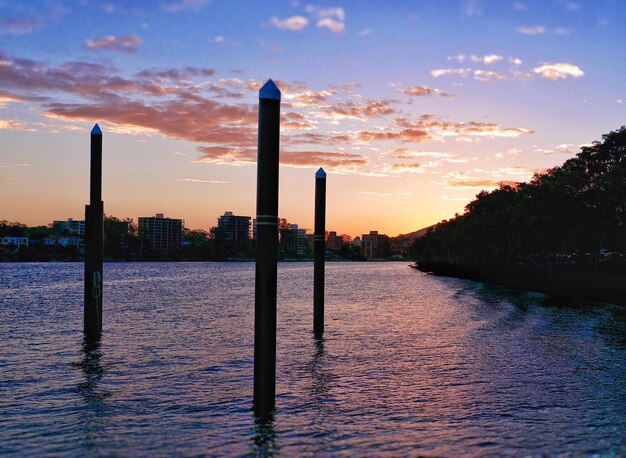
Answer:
[
  {"xmin": 313, "ymin": 168, "xmax": 326, "ymax": 336},
  {"xmin": 84, "ymin": 124, "xmax": 103, "ymax": 339},
  {"xmin": 253, "ymin": 80, "xmax": 281, "ymax": 418}
]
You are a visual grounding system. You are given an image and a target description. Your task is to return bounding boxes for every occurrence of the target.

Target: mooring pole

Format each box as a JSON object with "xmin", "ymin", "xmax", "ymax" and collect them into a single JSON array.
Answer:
[
  {"xmin": 313, "ymin": 168, "xmax": 326, "ymax": 336},
  {"xmin": 253, "ymin": 79, "xmax": 281, "ymax": 418},
  {"xmin": 84, "ymin": 124, "xmax": 103, "ymax": 339}
]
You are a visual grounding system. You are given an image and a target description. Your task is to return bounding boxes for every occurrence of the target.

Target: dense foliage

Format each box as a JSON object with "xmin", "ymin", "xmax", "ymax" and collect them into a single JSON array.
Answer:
[{"xmin": 412, "ymin": 127, "xmax": 626, "ymax": 266}]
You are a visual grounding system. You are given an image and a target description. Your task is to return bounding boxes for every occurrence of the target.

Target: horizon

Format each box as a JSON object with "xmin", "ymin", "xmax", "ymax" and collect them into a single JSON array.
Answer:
[{"xmin": 1, "ymin": 0, "xmax": 625, "ymax": 235}]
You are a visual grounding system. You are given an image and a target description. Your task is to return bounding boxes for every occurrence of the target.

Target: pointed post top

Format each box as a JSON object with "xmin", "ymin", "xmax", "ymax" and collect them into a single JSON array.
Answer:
[
  {"xmin": 91, "ymin": 124, "xmax": 102, "ymax": 135},
  {"xmin": 316, "ymin": 167, "xmax": 326, "ymax": 179},
  {"xmin": 259, "ymin": 79, "xmax": 281, "ymax": 101}
]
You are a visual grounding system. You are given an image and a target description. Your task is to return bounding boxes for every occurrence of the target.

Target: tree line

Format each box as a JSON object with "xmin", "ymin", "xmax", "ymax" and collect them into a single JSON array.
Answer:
[{"xmin": 411, "ymin": 126, "xmax": 626, "ymax": 270}]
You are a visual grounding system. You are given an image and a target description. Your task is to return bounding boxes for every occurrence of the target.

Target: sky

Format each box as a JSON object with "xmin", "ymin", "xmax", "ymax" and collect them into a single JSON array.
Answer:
[{"xmin": 0, "ymin": 0, "xmax": 624, "ymax": 237}]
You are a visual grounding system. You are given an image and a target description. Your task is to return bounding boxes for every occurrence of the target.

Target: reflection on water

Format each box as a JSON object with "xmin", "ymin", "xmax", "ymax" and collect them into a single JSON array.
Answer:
[
  {"xmin": 251, "ymin": 413, "xmax": 277, "ymax": 457},
  {"xmin": 74, "ymin": 337, "xmax": 107, "ymax": 401},
  {"xmin": 0, "ymin": 262, "xmax": 624, "ymax": 456}
]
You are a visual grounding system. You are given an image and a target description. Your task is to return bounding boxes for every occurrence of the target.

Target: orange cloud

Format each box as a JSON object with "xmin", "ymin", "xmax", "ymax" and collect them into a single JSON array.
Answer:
[
  {"xmin": 403, "ymin": 86, "xmax": 456, "ymax": 97},
  {"xmin": 197, "ymin": 147, "xmax": 367, "ymax": 171},
  {"xmin": 447, "ymin": 179, "xmax": 501, "ymax": 189}
]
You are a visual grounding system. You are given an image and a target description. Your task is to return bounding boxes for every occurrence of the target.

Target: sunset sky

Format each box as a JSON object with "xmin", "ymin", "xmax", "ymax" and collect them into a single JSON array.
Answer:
[{"xmin": 1, "ymin": 0, "xmax": 624, "ymax": 236}]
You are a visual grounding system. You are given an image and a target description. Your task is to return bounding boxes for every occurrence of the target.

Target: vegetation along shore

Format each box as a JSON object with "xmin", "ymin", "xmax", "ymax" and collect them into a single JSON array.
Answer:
[{"xmin": 411, "ymin": 127, "xmax": 626, "ymax": 305}]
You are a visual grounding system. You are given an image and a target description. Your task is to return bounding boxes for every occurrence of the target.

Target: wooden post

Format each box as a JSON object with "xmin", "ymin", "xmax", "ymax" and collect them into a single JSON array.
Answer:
[
  {"xmin": 253, "ymin": 80, "xmax": 281, "ymax": 418},
  {"xmin": 313, "ymin": 168, "xmax": 326, "ymax": 336},
  {"xmin": 84, "ymin": 124, "xmax": 103, "ymax": 339}
]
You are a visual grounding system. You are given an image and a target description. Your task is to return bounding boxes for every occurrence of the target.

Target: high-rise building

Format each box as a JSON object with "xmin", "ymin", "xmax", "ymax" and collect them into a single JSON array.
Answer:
[
  {"xmin": 214, "ymin": 211, "xmax": 251, "ymax": 241},
  {"xmin": 52, "ymin": 218, "xmax": 85, "ymax": 236},
  {"xmin": 280, "ymin": 224, "xmax": 308, "ymax": 257},
  {"xmin": 138, "ymin": 213, "xmax": 184, "ymax": 252},
  {"xmin": 327, "ymin": 231, "xmax": 343, "ymax": 251},
  {"xmin": 361, "ymin": 230, "xmax": 390, "ymax": 259}
]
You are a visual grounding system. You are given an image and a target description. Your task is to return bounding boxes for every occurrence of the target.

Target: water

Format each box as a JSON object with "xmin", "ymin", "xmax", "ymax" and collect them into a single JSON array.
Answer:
[{"xmin": 0, "ymin": 262, "xmax": 624, "ymax": 456}]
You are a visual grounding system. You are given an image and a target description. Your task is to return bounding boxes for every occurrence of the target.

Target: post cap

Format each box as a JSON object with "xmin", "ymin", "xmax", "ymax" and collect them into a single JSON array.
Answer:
[
  {"xmin": 91, "ymin": 124, "xmax": 102, "ymax": 135},
  {"xmin": 259, "ymin": 79, "xmax": 281, "ymax": 101},
  {"xmin": 316, "ymin": 167, "xmax": 326, "ymax": 179}
]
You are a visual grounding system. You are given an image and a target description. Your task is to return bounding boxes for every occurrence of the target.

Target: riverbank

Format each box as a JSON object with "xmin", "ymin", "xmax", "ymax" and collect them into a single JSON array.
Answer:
[{"xmin": 414, "ymin": 261, "xmax": 626, "ymax": 306}]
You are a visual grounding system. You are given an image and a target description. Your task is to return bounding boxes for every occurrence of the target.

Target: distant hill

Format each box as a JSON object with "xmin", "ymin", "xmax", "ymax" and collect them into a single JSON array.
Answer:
[{"xmin": 391, "ymin": 225, "xmax": 436, "ymax": 243}]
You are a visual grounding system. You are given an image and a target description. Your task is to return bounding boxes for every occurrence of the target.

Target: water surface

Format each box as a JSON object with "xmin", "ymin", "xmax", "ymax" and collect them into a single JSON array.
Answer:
[{"xmin": 1, "ymin": 262, "xmax": 624, "ymax": 456}]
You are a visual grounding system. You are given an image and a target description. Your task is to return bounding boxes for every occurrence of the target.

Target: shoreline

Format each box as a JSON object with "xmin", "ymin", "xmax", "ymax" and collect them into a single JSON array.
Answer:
[{"xmin": 414, "ymin": 261, "xmax": 626, "ymax": 306}]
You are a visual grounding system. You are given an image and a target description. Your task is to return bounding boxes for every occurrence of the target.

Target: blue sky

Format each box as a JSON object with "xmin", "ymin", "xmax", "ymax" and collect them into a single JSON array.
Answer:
[{"xmin": 1, "ymin": 0, "xmax": 624, "ymax": 235}]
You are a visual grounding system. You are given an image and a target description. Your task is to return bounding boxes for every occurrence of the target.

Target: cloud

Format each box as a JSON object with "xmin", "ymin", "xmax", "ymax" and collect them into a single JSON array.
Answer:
[
  {"xmin": 306, "ymin": 5, "xmax": 346, "ymax": 21},
  {"xmin": 447, "ymin": 54, "xmax": 503, "ymax": 65},
  {"xmin": 382, "ymin": 149, "xmax": 455, "ymax": 159},
  {"xmin": 162, "ymin": 0, "xmax": 211, "ymax": 13},
  {"xmin": 403, "ymin": 85, "xmax": 456, "ymax": 97},
  {"xmin": 431, "ymin": 68, "xmax": 471, "ymax": 78},
  {"xmin": 472, "ymin": 54, "xmax": 503, "ymax": 65},
  {"xmin": 473, "ymin": 69, "xmax": 507, "ymax": 82},
  {"xmin": 1, "ymin": 17, "xmax": 42, "ymax": 35},
  {"xmin": 317, "ymin": 18, "xmax": 345, "ymax": 33},
  {"xmin": 196, "ymin": 147, "xmax": 368, "ymax": 170},
  {"xmin": 447, "ymin": 179, "xmax": 501, "ymax": 189},
  {"xmin": 358, "ymin": 29, "xmax": 372, "ymax": 37},
  {"xmin": 516, "ymin": 25, "xmax": 545, "ymax": 35},
  {"xmin": 432, "ymin": 67, "xmax": 507, "ymax": 82},
  {"xmin": 180, "ymin": 178, "xmax": 229, "ymax": 183},
  {"xmin": 358, "ymin": 191, "xmax": 414, "ymax": 197},
  {"xmin": 137, "ymin": 66, "xmax": 216, "ymax": 83},
  {"xmin": 441, "ymin": 196, "xmax": 471, "ymax": 201},
  {"xmin": 533, "ymin": 63, "xmax": 584, "ymax": 80},
  {"xmin": 45, "ymin": 96, "xmax": 257, "ymax": 146},
  {"xmin": 85, "ymin": 35, "xmax": 143, "ymax": 53},
  {"xmin": 0, "ymin": 162, "xmax": 31, "ymax": 168},
  {"xmin": 313, "ymin": 99, "xmax": 395, "ymax": 121},
  {"xmin": 358, "ymin": 128, "xmax": 431, "ymax": 144},
  {"xmin": 378, "ymin": 162, "xmax": 423, "ymax": 174},
  {"xmin": 0, "ymin": 119, "xmax": 36, "ymax": 131},
  {"xmin": 270, "ymin": 15, "xmax": 309, "ymax": 31},
  {"xmin": 285, "ymin": 89, "xmax": 337, "ymax": 106},
  {"xmin": 389, "ymin": 116, "xmax": 533, "ymax": 142},
  {"xmin": 282, "ymin": 112, "xmax": 315, "ymax": 130},
  {"xmin": 281, "ymin": 151, "xmax": 367, "ymax": 169},
  {"xmin": 213, "ymin": 35, "xmax": 237, "ymax": 45},
  {"xmin": 506, "ymin": 147, "xmax": 522, "ymax": 157},
  {"xmin": 554, "ymin": 143, "xmax": 575, "ymax": 154}
]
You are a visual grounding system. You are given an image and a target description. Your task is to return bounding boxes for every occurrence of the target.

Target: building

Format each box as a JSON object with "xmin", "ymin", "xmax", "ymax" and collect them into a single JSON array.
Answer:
[
  {"xmin": 280, "ymin": 224, "xmax": 308, "ymax": 257},
  {"xmin": 52, "ymin": 218, "xmax": 85, "ymax": 236},
  {"xmin": 42, "ymin": 235, "xmax": 83, "ymax": 251},
  {"xmin": 390, "ymin": 241, "xmax": 413, "ymax": 258},
  {"xmin": 1, "ymin": 236, "xmax": 29, "ymax": 247},
  {"xmin": 361, "ymin": 230, "xmax": 390, "ymax": 259},
  {"xmin": 327, "ymin": 231, "xmax": 342, "ymax": 251},
  {"xmin": 214, "ymin": 211, "xmax": 251, "ymax": 241},
  {"xmin": 138, "ymin": 213, "xmax": 184, "ymax": 252}
]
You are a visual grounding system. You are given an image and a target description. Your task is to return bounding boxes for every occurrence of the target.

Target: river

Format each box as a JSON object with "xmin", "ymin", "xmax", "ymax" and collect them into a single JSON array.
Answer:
[{"xmin": 0, "ymin": 262, "xmax": 624, "ymax": 456}]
